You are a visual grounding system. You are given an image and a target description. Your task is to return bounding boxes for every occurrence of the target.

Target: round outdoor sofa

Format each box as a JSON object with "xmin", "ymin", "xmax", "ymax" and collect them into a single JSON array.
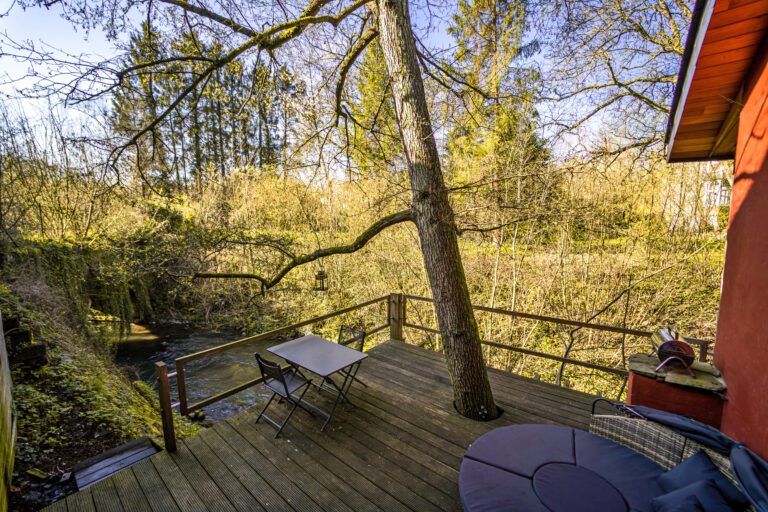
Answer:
[
  {"xmin": 459, "ymin": 423, "xmax": 666, "ymax": 512},
  {"xmin": 459, "ymin": 406, "xmax": 767, "ymax": 512}
]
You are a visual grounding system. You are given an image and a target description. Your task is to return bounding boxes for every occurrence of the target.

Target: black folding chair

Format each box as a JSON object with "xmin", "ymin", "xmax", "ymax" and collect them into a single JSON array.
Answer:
[
  {"xmin": 254, "ymin": 353, "xmax": 313, "ymax": 438},
  {"xmin": 338, "ymin": 326, "xmax": 367, "ymax": 388}
]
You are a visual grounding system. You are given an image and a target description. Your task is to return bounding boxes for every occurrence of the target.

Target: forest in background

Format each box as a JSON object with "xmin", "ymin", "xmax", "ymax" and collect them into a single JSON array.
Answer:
[{"xmin": 0, "ymin": 0, "xmax": 728, "ymax": 507}]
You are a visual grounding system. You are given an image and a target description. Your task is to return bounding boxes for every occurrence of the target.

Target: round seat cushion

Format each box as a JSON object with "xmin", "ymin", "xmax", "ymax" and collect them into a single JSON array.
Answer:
[
  {"xmin": 533, "ymin": 463, "xmax": 627, "ymax": 512},
  {"xmin": 460, "ymin": 424, "xmax": 665, "ymax": 512}
]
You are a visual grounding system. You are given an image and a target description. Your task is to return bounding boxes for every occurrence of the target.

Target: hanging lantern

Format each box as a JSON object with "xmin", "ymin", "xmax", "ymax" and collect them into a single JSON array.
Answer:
[{"xmin": 314, "ymin": 270, "xmax": 328, "ymax": 291}]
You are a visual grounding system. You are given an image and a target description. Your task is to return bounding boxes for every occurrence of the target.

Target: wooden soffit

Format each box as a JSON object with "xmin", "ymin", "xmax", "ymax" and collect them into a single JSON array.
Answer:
[{"xmin": 666, "ymin": 0, "xmax": 768, "ymax": 162}]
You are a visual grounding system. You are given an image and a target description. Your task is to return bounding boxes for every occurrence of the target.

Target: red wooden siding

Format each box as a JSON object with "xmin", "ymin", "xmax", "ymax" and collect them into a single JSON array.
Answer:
[{"xmin": 714, "ymin": 39, "xmax": 768, "ymax": 458}]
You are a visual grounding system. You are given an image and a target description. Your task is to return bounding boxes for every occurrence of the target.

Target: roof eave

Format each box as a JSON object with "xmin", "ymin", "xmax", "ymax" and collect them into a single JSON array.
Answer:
[{"xmin": 664, "ymin": 0, "xmax": 716, "ymax": 162}]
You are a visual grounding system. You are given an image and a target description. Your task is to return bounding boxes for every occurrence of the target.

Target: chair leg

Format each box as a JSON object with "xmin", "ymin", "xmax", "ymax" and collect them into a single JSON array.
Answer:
[
  {"xmin": 349, "ymin": 363, "xmax": 367, "ymax": 387},
  {"xmin": 256, "ymin": 392, "xmax": 277, "ymax": 424},
  {"xmin": 338, "ymin": 363, "xmax": 365, "ymax": 401},
  {"xmin": 322, "ymin": 369, "xmax": 355, "ymax": 431},
  {"xmin": 275, "ymin": 385, "xmax": 311, "ymax": 439}
]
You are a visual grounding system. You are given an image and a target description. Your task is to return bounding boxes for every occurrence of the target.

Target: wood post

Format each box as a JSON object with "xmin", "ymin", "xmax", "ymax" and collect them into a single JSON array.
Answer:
[
  {"xmin": 155, "ymin": 362, "xmax": 177, "ymax": 453},
  {"xmin": 389, "ymin": 293, "xmax": 405, "ymax": 341},
  {"xmin": 176, "ymin": 364, "xmax": 188, "ymax": 416},
  {"xmin": 0, "ymin": 311, "xmax": 15, "ymax": 512}
]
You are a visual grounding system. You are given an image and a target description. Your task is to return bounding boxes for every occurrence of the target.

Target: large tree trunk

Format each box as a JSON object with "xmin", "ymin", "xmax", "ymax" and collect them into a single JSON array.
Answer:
[{"xmin": 373, "ymin": 0, "xmax": 498, "ymax": 420}]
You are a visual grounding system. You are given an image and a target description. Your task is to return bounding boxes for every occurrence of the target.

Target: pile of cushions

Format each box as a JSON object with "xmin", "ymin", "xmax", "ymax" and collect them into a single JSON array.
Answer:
[{"xmin": 652, "ymin": 451, "xmax": 750, "ymax": 511}]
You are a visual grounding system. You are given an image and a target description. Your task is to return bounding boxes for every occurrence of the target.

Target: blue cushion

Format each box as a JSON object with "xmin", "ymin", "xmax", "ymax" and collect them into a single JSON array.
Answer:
[
  {"xmin": 659, "ymin": 451, "xmax": 749, "ymax": 510},
  {"xmin": 653, "ymin": 495, "xmax": 702, "ymax": 512},
  {"xmin": 532, "ymin": 462, "xmax": 628, "ymax": 511},
  {"xmin": 464, "ymin": 424, "xmax": 575, "ymax": 478},
  {"xmin": 459, "ymin": 458, "xmax": 549, "ymax": 512},
  {"xmin": 652, "ymin": 480, "xmax": 733, "ymax": 512},
  {"xmin": 574, "ymin": 430, "xmax": 666, "ymax": 511},
  {"xmin": 630, "ymin": 406, "xmax": 736, "ymax": 454},
  {"xmin": 730, "ymin": 445, "xmax": 768, "ymax": 512}
]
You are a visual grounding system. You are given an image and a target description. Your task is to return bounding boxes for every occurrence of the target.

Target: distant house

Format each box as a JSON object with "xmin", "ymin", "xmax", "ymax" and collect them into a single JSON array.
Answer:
[
  {"xmin": 702, "ymin": 175, "xmax": 730, "ymax": 211},
  {"xmin": 661, "ymin": 160, "xmax": 731, "ymax": 232},
  {"xmin": 666, "ymin": 0, "xmax": 768, "ymax": 458},
  {"xmin": 701, "ymin": 163, "xmax": 731, "ymax": 229}
]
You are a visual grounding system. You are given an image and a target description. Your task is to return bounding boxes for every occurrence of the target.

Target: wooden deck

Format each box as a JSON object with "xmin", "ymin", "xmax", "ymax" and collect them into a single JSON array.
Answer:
[{"xmin": 44, "ymin": 340, "xmax": 608, "ymax": 512}]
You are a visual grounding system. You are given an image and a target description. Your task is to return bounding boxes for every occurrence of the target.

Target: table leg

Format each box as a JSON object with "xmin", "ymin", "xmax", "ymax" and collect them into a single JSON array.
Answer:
[{"xmin": 321, "ymin": 367, "xmax": 356, "ymax": 431}]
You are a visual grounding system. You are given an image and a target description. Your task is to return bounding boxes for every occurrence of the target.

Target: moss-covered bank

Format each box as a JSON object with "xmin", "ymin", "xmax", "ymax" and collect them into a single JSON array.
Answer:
[{"xmin": 1, "ymin": 241, "xmax": 199, "ymax": 511}]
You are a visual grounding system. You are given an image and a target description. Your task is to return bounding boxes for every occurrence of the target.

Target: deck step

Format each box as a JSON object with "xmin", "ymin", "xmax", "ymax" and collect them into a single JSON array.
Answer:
[{"xmin": 73, "ymin": 437, "xmax": 158, "ymax": 489}]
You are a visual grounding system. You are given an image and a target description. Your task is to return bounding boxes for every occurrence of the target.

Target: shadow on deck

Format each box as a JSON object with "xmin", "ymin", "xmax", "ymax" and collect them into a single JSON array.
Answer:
[{"xmin": 44, "ymin": 340, "xmax": 609, "ymax": 512}]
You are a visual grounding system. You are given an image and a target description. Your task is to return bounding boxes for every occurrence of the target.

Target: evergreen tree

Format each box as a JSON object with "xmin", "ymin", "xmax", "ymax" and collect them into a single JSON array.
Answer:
[{"xmin": 349, "ymin": 40, "xmax": 401, "ymax": 177}]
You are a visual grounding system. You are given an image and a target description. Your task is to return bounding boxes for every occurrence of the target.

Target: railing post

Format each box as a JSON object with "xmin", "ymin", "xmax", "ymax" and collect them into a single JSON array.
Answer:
[
  {"xmin": 176, "ymin": 363, "xmax": 188, "ymax": 416},
  {"xmin": 389, "ymin": 293, "xmax": 404, "ymax": 341},
  {"xmin": 155, "ymin": 362, "xmax": 177, "ymax": 453}
]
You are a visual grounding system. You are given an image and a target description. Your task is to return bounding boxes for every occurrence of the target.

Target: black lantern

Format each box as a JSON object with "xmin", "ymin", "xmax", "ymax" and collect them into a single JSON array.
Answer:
[{"xmin": 314, "ymin": 270, "xmax": 328, "ymax": 291}]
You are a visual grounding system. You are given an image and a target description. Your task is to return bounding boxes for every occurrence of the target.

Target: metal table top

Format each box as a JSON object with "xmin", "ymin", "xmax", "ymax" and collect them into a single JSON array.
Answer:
[{"xmin": 268, "ymin": 334, "xmax": 368, "ymax": 378}]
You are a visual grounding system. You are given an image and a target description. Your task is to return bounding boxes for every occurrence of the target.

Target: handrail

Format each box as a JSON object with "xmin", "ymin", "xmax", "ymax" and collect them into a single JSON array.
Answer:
[
  {"xmin": 481, "ymin": 341, "xmax": 628, "ymax": 377},
  {"xmin": 402, "ymin": 294, "xmax": 651, "ymax": 378},
  {"xmin": 177, "ymin": 295, "xmax": 390, "ymax": 364},
  {"xmin": 175, "ymin": 295, "xmax": 390, "ymax": 416},
  {"xmin": 403, "ymin": 294, "xmax": 652, "ymax": 337},
  {"xmin": 154, "ymin": 291, "xmax": 703, "ymax": 452},
  {"xmin": 403, "ymin": 322, "xmax": 629, "ymax": 377}
]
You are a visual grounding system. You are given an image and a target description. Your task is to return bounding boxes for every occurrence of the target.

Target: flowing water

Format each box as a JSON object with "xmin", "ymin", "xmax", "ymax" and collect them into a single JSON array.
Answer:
[{"xmin": 112, "ymin": 324, "xmax": 288, "ymax": 422}]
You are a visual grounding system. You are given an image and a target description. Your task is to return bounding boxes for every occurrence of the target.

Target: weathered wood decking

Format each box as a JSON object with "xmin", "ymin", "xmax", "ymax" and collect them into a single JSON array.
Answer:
[{"xmin": 44, "ymin": 340, "xmax": 609, "ymax": 512}]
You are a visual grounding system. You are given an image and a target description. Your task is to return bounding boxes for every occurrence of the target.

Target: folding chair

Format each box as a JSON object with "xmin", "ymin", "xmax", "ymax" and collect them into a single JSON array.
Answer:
[
  {"xmin": 337, "ymin": 325, "xmax": 367, "ymax": 388},
  {"xmin": 254, "ymin": 353, "xmax": 313, "ymax": 438}
]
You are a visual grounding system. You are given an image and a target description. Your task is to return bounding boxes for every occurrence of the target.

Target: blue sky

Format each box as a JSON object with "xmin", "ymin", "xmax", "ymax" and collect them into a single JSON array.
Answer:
[{"xmin": 0, "ymin": 0, "xmax": 117, "ymax": 104}]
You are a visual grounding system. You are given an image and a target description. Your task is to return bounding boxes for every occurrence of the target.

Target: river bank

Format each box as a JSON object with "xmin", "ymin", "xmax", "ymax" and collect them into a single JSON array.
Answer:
[{"xmin": 112, "ymin": 323, "xmax": 285, "ymax": 422}]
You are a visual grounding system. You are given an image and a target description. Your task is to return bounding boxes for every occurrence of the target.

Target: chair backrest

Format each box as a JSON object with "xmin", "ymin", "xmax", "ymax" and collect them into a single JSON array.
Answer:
[
  {"xmin": 338, "ymin": 326, "xmax": 366, "ymax": 352},
  {"xmin": 255, "ymin": 353, "xmax": 289, "ymax": 396}
]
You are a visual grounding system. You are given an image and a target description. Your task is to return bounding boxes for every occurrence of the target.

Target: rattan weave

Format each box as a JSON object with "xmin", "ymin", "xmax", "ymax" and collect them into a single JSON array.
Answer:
[{"xmin": 590, "ymin": 414, "xmax": 754, "ymax": 511}]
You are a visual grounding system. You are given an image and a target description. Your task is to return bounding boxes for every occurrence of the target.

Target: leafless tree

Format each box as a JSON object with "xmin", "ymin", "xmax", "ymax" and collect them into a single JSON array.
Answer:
[{"xmin": 3, "ymin": 0, "xmax": 499, "ymax": 418}]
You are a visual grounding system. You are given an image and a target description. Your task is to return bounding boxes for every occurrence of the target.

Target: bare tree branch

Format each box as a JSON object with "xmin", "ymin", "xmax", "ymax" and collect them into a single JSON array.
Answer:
[
  {"xmin": 193, "ymin": 208, "xmax": 414, "ymax": 288},
  {"xmin": 335, "ymin": 26, "xmax": 378, "ymax": 121}
]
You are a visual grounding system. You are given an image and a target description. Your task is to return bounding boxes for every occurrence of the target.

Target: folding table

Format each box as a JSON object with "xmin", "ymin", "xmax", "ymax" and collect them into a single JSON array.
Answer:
[{"xmin": 268, "ymin": 334, "xmax": 367, "ymax": 430}]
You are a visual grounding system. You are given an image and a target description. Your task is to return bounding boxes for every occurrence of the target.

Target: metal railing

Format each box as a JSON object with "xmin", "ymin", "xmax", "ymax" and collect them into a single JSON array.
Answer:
[{"xmin": 154, "ymin": 292, "xmax": 709, "ymax": 451}]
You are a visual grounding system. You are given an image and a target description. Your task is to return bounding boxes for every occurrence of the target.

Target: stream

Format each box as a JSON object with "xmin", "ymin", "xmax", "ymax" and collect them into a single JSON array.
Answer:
[{"xmin": 112, "ymin": 324, "xmax": 288, "ymax": 422}]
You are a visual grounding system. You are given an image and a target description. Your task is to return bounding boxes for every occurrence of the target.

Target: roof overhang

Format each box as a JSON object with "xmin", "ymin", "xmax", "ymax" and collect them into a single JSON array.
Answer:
[{"xmin": 665, "ymin": 0, "xmax": 768, "ymax": 162}]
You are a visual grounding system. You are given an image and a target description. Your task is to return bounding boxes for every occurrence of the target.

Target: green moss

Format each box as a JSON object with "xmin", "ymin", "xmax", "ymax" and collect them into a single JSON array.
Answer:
[{"xmin": 12, "ymin": 341, "xmax": 200, "ymax": 466}]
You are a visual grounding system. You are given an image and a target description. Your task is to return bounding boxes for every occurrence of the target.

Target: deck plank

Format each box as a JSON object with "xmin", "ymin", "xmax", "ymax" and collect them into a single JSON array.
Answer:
[
  {"xmin": 65, "ymin": 488, "xmax": 96, "ymax": 512},
  {"xmin": 226, "ymin": 416, "xmax": 379, "ymax": 512},
  {"xmin": 130, "ymin": 459, "xmax": 181, "ymax": 512},
  {"xmin": 372, "ymin": 342, "xmax": 594, "ymax": 428},
  {"xmin": 169, "ymin": 441, "xmax": 237, "ymax": 512},
  {"xmin": 47, "ymin": 339, "xmax": 605, "ymax": 512},
  {"xmin": 150, "ymin": 451, "xmax": 207, "ymax": 512},
  {"xmin": 89, "ymin": 478, "xmax": 124, "ymax": 512},
  {"xmin": 181, "ymin": 435, "xmax": 265, "ymax": 512},
  {"xmin": 220, "ymin": 420, "xmax": 356, "ymax": 512},
  {"xmin": 197, "ymin": 426, "xmax": 294, "ymax": 512},
  {"xmin": 110, "ymin": 465, "xmax": 153, "ymax": 512},
  {"xmin": 236, "ymin": 407, "xmax": 411, "ymax": 512},
  {"xmin": 43, "ymin": 498, "xmax": 69, "ymax": 512},
  {"xmin": 209, "ymin": 421, "xmax": 321, "ymax": 512},
  {"xmin": 282, "ymin": 401, "xmax": 452, "ymax": 511}
]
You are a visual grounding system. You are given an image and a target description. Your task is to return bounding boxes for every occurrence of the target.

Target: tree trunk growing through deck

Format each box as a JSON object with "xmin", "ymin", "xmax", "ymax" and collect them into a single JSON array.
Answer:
[{"xmin": 372, "ymin": 0, "xmax": 498, "ymax": 420}]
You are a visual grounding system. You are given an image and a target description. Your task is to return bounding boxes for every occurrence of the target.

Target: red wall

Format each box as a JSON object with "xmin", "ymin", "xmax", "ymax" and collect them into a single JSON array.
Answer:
[{"xmin": 715, "ymin": 46, "xmax": 768, "ymax": 459}]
